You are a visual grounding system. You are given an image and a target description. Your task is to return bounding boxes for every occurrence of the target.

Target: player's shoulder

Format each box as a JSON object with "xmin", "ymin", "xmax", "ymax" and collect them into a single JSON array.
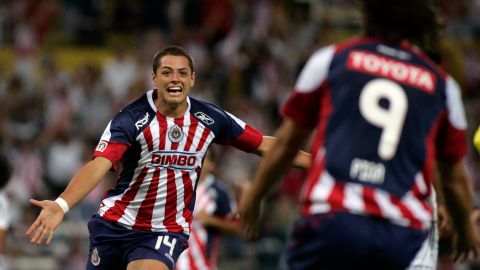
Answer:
[
  {"xmin": 112, "ymin": 90, "xmax": 157, "ymax": 131},
  {"xmin": 188, "ymin": 96, "xmax": 232, "ymax": 125}
]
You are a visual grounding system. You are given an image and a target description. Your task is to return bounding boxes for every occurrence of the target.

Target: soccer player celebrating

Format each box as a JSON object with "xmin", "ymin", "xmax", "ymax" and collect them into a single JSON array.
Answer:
[
  {"xmin": 26, "ymin": 46, "xmax": 310, "ymax": 270},
  {"xmin": 240, "ymin": 0, "xmax": 479, "ymax": 269}
]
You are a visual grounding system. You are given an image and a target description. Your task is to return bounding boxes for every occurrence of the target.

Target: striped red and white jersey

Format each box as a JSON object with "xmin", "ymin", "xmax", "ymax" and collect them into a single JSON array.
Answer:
[
  {"xmin": 282, "ymin": 37, "xmax": 468, "ymax": 230},
  {"xmin": 176, "ymin": 174, "xmax": 236, "ymax": 270},
  {"xmin": 92, "ymin": 90, "xmax": 262, "ymax": 235}
]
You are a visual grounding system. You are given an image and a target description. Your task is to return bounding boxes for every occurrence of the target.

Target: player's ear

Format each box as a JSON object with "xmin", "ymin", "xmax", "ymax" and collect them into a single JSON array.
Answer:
[
  {"xmin": 190, "ymin": 71, "xmax": 195, "ymax": 87},
  {"xmin": 152, "ymin": 71, "xmax": 157, "ymax": 88}
]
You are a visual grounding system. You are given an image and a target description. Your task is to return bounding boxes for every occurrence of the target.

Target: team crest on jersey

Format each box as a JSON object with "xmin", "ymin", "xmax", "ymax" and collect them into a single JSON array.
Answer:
[
  {"xmin": 168, "ymin": 124, "xmax": 184, "ymax": 143},
  {"xmin": 91, "ymin": 247, "xmax": 101, "ymax": 266},
  {"xmin": 195, "ymin": 112, "xmax": 214, "ymax": 125},
  {"xmin": 95, "ymin": 141, "xmax": 108, "ymax": 152}
]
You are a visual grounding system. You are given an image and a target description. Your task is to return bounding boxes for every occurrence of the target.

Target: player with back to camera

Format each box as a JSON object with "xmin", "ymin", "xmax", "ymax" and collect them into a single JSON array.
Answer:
[
  {"xmin": 26, "ymin": 46, "xmax": 310, "ymax": 270},
  {"xmin": 240, "ymin": 0, "xmax": 479, "ymax": 269}
]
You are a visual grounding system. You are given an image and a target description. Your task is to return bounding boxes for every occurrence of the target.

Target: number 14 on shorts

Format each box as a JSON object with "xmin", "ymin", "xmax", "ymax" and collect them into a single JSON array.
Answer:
[{"xmin": 155, "ymin": 235, "xmax": 177, "ymax": 256}]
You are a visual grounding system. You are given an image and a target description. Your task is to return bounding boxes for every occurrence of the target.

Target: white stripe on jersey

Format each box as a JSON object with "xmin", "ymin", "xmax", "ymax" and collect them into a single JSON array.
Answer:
[
  {"xmin": 151, "ymin": 168, "xmax": 168, "ymax": 231},
  {"xmin": 100, "ymin": 121, "xmax": 113, "ymax": 141},
  {"xmin": 309, "ymin": 172, "xmax": 334, "ymax": 214},
  {"xmin": 445, "ymin": 76, "xmax": 467, "ymax": 129},
  {"xmin": 295, "ymin": 45, "xmax": 335, "ymax": 93},
  {"xmin": 374, "ymin": 190, "xmax": 409, "ymax": 227},
  {"xmin": 344, "ymin": 183, "xmax": 365, "ymax": 213},
  {"xmin": 225, "ymin": 111, "xmax": 246, "ymax": 128}
]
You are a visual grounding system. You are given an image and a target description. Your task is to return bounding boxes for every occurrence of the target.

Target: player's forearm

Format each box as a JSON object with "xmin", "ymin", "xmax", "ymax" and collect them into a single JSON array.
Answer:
[
  {"xmin": 58, "ymin": 157, "xmax": 112, "ymax": 210},
  {"xmin": 438, "ymin": 160, "xmax": 474, "ymax": 235},
  {"xmin": 250, "ymin": 137, "xmax": 300, "ymax": 203},
  {"xmin": 258, "ymin": 136, "xmax": 311, "ymax": 169}
]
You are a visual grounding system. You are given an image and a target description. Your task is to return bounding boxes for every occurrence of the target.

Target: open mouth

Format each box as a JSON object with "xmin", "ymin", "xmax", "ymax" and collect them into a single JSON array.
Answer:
[{"xmin": 167, "ymin": 86, "xmax": 182, "ymax": 96}]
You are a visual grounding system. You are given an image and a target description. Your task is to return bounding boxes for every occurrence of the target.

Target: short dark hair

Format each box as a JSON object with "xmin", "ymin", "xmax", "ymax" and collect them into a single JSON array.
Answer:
[
  {"xmin": 360, "ymin": 0, "xmax": 441, "ymax": 51},
  {"xmin": 152, "ymin": 45, "xmax": 195, "ymax": 74},
  {"xmin": 0, "ymin": 154, "xmax": 11, "ymax": 190}
]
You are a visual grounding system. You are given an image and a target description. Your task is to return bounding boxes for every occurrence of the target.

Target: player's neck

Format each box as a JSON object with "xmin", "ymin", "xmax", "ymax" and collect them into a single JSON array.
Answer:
[{"xmin": 155, "ymin": 98, "xmax": 188, "ymax": 118}]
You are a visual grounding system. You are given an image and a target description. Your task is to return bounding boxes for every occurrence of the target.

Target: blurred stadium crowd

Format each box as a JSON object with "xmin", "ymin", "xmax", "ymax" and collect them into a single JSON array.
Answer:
[{"xmin": 0, "ymin": 0, "xmax": 479, "ymax": 269}]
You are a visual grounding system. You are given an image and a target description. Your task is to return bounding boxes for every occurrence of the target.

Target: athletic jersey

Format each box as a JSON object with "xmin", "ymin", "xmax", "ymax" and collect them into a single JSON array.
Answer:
[
  {"xmin": 282, "ymin": 37, "xmax": 468, "ymax": 230},
  {"xmin": 93, "ymin": 90, "xmax": 263, "ymax": 234},
  {"xmin": 176, "ymin": 174, "xmax": 235, "ymax": 270}
]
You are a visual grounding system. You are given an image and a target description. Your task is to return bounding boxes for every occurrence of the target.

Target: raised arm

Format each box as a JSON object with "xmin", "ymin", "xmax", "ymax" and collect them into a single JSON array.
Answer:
[{"xmin": 26, "ymin": 156, "xmax": 112, "ymax": 245}]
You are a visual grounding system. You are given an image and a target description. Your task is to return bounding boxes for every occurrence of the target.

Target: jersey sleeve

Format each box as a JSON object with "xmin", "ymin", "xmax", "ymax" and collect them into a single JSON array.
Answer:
[
  {"xmin": 92, "ymin": 110, "xmax": 135, "ymax": 170},
  {"xmin": 215, "ymin": 111, "xmax": 263, "ymax": 153},
  {"xmin": 435, "ymin": 76, "xmax": 468, "ymax": 162},
  {"xmin": 281, "ymin": 45, "xmax": 335, "ymax": 128}
]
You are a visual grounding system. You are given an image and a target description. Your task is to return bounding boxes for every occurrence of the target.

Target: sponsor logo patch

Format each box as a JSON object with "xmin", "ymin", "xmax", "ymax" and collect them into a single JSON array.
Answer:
[
  {"xmin": 95, "ymin": 141, "xmax": 108, "ymax": 152},
  {"xmin": 194, "ymin": 112, "xmax": 214, "ymax": 125},
  {"xmin": 135, "ymin": 112, "xmax": 150, "ymax": 130},
  {"xmin": 150, "ymin": 150, "xmax": 198, "ymax": 171}
]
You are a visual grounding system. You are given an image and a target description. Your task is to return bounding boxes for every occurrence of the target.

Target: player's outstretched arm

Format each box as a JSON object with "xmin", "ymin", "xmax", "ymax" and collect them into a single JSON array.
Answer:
[
  {"xmin": 437, "ymin": 159, "xmax": 479, "ymax": 261},
  {"xmin": 257, "ymin": 136, "xmax": 311, "ymax": 169},
  {"xmin": 26, "ymin": 156, "xmax": 112, "ymax": 245},
  {"xmin": 240, "ymin": 118, "xmax": 312, "ymax": 238}
]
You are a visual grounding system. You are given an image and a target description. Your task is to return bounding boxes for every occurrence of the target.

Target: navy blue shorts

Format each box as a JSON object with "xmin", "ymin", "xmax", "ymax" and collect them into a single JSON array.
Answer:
[
  {"xmin": 282, "ymin": 212, "xmax": 428, "ymax": 270},
  {"xmin": 86, "ymin": 215, "xmax": 188, "ymax": 270}
]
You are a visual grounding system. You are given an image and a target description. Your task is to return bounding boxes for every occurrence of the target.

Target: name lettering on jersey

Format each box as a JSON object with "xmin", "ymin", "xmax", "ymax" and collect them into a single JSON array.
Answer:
[
  {"xmin": 347, "ymin": 50, "xmax": 436, "ymax": 93},
  {"xmin": 135, "ymin": 112, "xmax": 150, "ymax": 130},
  {"xmin": 349, "ymin": 158, "xmax": 385, "ymax": 184},
  {"xmin": 149, "ymin": 150, "xmax": 198, "ymax": 170},
  {"xmin": 194, "ymin": 112, "xmax": 215, "ymax": 125}
]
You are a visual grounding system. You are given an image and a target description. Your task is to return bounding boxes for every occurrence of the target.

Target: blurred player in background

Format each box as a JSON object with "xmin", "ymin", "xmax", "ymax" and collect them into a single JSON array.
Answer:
[
  {"xmin": 0, "ymin": 154, "xmax": 12, "ymax": 269},
  {"xmin": 26, "ymin": 46, "xmax": 310, "ymax": 270},
  {"xmin": 176, "ymin": 149, "xmax": 244, "ymax": 270},
  {"xmin": 240, "ymin": 0, "xmax": 479, "ymax": 269}
]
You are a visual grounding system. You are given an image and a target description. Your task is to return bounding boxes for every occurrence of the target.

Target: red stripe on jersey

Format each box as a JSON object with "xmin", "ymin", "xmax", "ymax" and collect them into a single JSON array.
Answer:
[
  {"xmin": 191, "ymin": 227, "xmax": 209, "ymax": 268},
  {"xmin": 157, "ymin": 113, "xmax": 167, "ymax": 150},
  {"xmin": 133, "ymin": 168, "xmax": 161, "ymax": 231},
  {"xmin": 182, "ymin": 170, "xmax": 194, "ymax": 225},
  {"xmin": 226, "ymin": 125, "xmax": 263, "ymax": 153},
  {"xmin": 184, "ymin": 114, "xmax": 199, "ymax": 151},
  {"xmin": 163, "ymin": 169, "xmax": 183, "ymax": 232},
  {"xmin": 362, "ymin": 187, "xmax": 382, "ymax": 216},
  {"xmin": 389, "ymin": 196, "xmax": 422, "ymax": 229},
  {"xmin": 327, "ymin": 182, "xmax": 345, "ymax": 212},
  {"xmin": 143, "ymin": 125, "xmax": 154, "ymax": 152},
  {"xmin": 301, "ymin": 158, "xmax": 325, "ymax": 214},
  {"xmin": 196, "ymin": 127, "xmax": 211, "ymax": 151},
  {"xmin": 102, "ymin": 166, "xmax": 149, "ymax": 222},
  {"xmin": 188, "ymin": 245, "xmax": 197, "ymax": 270},
  {"xmin": 435, "ymin": 110, "xmax": 467, "ymax": 163}
]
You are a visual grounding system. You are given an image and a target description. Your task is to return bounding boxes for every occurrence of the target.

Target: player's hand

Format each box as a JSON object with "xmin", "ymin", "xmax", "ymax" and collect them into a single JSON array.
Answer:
[
  {"xmin": 452, "ymin": 224, "xmax": 480, "ymax": 262},
  {"xmin": 26, "ymin": 199, "xmax": 65, "ymax": 245},
  {"xmin": 238, "ymin": 188, "xmax": 263, "ymax": 240},
  {"xmin": 437, "ymin": 205, "xmax": 452, "ymax": 236}
]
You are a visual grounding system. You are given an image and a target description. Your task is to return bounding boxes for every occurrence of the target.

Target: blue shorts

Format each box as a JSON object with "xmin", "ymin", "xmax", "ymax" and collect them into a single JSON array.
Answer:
[
  {"xmin": 282, "ymin": 212, "xmax": 428, "ymax": 270},
  {"xmin": 86, "ymin": 215, "xmax": 188, "ymax": 270}
]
